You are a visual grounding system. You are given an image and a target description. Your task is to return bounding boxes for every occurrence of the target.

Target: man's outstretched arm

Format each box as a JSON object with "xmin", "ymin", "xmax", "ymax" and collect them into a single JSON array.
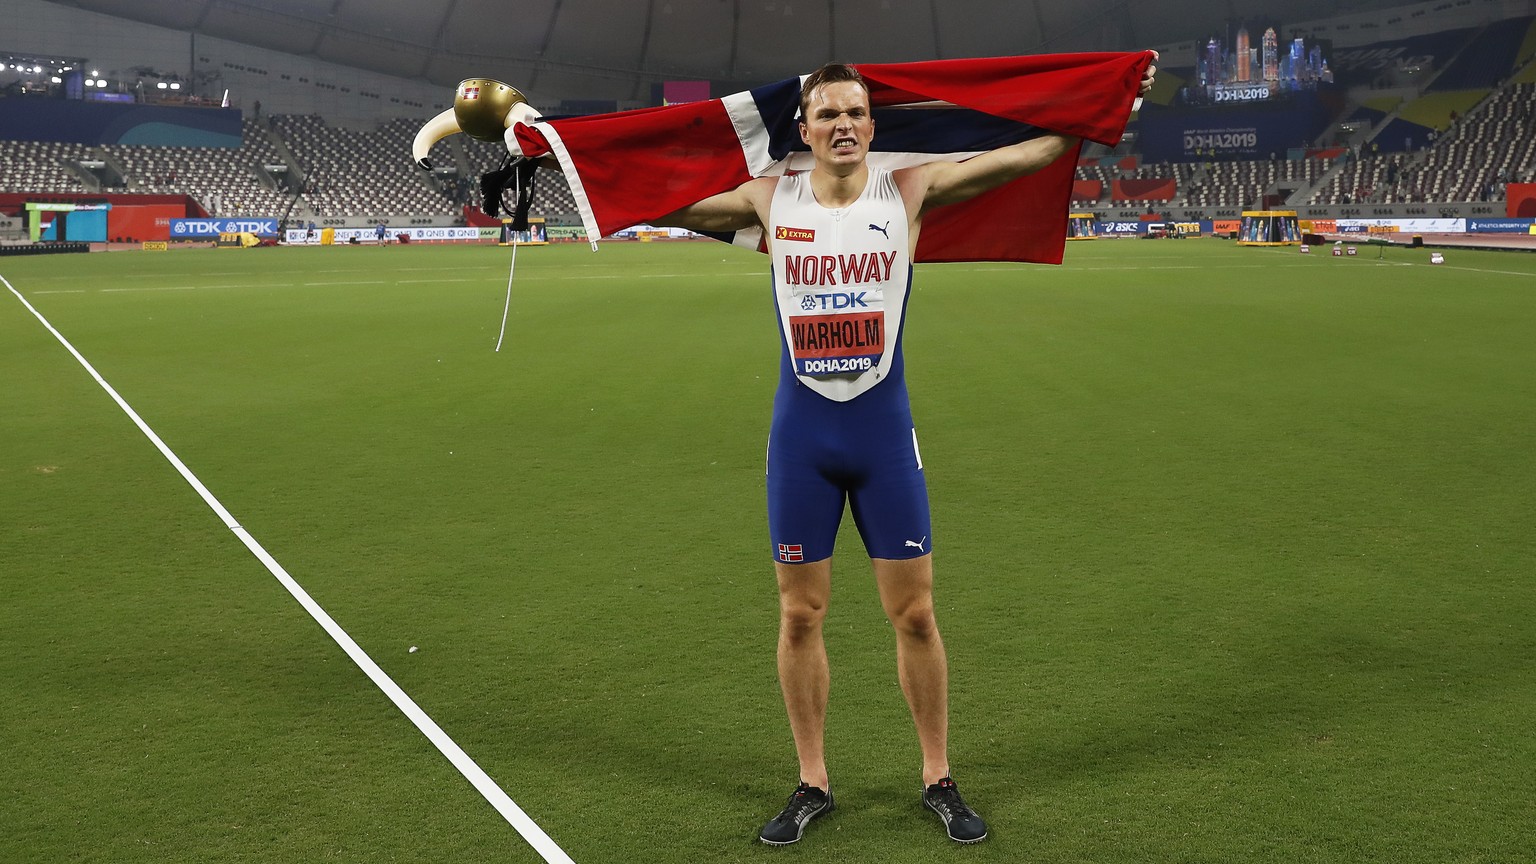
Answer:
[
  {"xmin": 911, "ymin": 133, "xmax": 1082, "ymax": 213},
  {"xmin": 651, "ymin": 177, "xmax": 775, "ymax": 233},
  {"xmin": 908, "ymin": 51, "xmax": 1157, "ymax": 214}
]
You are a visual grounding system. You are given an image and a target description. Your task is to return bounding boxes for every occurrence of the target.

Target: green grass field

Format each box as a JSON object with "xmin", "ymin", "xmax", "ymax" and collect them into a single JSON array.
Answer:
[{"xmin": 3, "ymin": 238, "xmax": 1534, "ymax": 863}]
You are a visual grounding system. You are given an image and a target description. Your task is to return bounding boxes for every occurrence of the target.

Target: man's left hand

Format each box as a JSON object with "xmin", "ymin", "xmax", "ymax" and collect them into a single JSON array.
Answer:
[{"xmin": 1139, "ymin": 51, "xmax": 1159, "ymax": 96}]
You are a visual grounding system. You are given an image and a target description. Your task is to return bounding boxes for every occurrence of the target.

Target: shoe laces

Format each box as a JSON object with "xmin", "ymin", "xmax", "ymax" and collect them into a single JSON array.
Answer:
[
  {"xmin": 927, "ymin": 778, "xmax": 974, "ymax": 819},
  {"xmin": 776, "ymin": 783, "xmax": 824, "ymax": 822}
]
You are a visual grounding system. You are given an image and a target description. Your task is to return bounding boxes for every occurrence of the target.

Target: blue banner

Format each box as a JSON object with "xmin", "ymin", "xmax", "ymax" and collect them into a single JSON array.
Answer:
[
  {"xmin": 1136, "ymin": 92, "xmax": 1336, "ymax": 162},
  {"xmin": 0, "ymin": 100, "xmax": 242, "ymax": 147},
  {"xmin": 1329, "ymin": 28, "xmax": 1476, "ymax": 88},
  {"xmin": 1467, "ymin": 218, "xmax": 1534, "ymax": 234},
  {"xmin": 170, "ymin": 218, "xmax": 279, "ymax": 237}
]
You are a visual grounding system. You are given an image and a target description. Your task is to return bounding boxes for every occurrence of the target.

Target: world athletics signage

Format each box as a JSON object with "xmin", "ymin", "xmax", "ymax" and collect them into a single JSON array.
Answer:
[
  {"xmin": 1135, "ymin": 93, "xmax": 1334, "ymax": 163},
  {"xmin": 170, "ymin": 218, "xmax": 279, "ymax": 237},
  {"xmin": 1467, "ymin": 218, "xmax": 1535, "ymax": 234}
]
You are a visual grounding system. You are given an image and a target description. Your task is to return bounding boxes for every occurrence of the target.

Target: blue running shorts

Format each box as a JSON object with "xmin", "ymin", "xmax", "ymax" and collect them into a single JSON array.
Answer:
[{"xmin": 766, "ymin": 353, "xmax": 931, "ymax": 564}]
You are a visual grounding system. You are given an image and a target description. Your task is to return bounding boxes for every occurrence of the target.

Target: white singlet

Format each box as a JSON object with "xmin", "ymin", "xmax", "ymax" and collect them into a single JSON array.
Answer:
[{"xmin": 769, "ymin": 168, "xmax": 913, "ymax": 402}]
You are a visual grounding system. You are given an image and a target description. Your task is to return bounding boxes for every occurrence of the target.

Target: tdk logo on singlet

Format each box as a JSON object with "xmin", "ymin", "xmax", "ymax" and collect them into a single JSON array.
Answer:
[
  {"xmin": 800, "ymin": 292, "xmax": 869, "ymax": 311},
  {"xmin": 784, "ymin": 251, "xmax": 897, "ymax": 287}
]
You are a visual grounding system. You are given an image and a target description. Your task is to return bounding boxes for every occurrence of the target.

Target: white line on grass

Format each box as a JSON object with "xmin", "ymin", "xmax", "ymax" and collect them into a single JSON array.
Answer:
[
  {"xmin": 1248, "ymin": 245, "xmax": 1536, "ymax": 277},
  {"xmin": 116, "ymin": 270, "xmax": 249, "ymax": 278},
  {"xmin": 392, "ymin": 266, "xmax": 504, "ymax": 272},
  {"xmin": 1439, "ymin": 264, "xmax": 1536, "ymax": 278},
  {"xmin": 941, "ymin": 263, "xmax": 1319, "ymax": 273},
  {"xmin": 557, "ymin": 271, "xmax": 765, "ymax": 279},
  {"xmin": 1, "ymin": 273, "xmax": 577, "ymax": 864},
  {"xmin": 395, "ymin": 278, "xmax": 482, "ymax": 284}
]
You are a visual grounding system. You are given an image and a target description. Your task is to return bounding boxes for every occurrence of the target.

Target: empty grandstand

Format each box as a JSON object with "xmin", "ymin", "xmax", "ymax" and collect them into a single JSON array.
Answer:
[{"xmin": 4, "ymin": 0, "xmax": 1535, "ymax": 243}]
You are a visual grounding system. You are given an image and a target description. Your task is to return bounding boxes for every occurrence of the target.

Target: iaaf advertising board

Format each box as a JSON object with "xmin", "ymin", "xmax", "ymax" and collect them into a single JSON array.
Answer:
[{"xmin": 171, "ymin": 218, "xmax": 279, "ymax": 237}]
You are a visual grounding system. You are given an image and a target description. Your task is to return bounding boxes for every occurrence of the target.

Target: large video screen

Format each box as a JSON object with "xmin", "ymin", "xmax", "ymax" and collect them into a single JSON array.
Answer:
[{"xmin": 1179, "ymin": 21, "xmax": 1333, "ymax": 107}]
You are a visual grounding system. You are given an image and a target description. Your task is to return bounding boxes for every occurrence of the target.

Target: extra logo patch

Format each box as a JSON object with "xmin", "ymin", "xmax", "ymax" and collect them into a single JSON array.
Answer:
[
  {"xmin": 778, "ymin": 543, "xmax": 804, "ymax": 563},
  {"xmin": 775, "ymin": 226, "xmax": 815, "ymax": 242}
]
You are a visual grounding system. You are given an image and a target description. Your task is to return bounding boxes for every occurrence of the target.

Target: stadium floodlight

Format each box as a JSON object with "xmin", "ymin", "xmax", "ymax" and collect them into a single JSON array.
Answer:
[
  {"xmin": 97, "ymin": 80, "xmax": 106, "ymax": 88},
  {"xmin": 91, "ymin": 69, "xmax": 99, "ymax": 76},
  {"xmin": 157, "ymin": 81, "xmax": 167, "ymax": 89},
  {"xmin": 169, "ymin": 82, "xmax": 180, "ymax": 90},
  {"xmin": 85, "ymin": 78, "xmax": 95, "ymax": 86},
  {"xmin": 51, "ymin": 76, "xmax": 61, "ymax": 84}
]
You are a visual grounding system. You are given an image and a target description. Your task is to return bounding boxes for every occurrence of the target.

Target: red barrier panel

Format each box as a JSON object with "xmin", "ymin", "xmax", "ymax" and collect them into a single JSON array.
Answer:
[
  {"xmin": 1072, "ymin": 180, "xmax": 1103, "ymax": 200},
  {"xmin": 461, "ymin": 204, "xmax": 500, "ymax": 228},
  {"xmin": 1111, "ymin": 177, "xmax": 1176, "ymax": 201},
  {"xmin": 1509, "ymin": 183, "xmax": 1536, "ymax": 218},
  {"xmin": 0, "ymin": 192, "xmax": 204, "ymax": 218},
  {"xmin": 109, "ymin": 204, "xmax": 185, "ymax": 242}
]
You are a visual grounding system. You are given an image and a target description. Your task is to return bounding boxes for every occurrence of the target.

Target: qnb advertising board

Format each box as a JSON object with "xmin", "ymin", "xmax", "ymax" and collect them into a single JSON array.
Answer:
[
  {"xmin": 1137, "ymin": 92, "xmax": 1335, "ymax": 162},
  {"xmin": 284, "ymin": 226, "xmax": 485, "ymax": 244}
]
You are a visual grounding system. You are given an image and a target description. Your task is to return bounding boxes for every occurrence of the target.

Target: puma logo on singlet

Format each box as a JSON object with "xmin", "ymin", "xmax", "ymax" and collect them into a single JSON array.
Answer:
[
  {"xmin": 868, "ymin": 221, "xmax": 890, "ymax": 239},
  {"xmin": 905, "ymin": 537, "xmax": 927, "ymax": 552}
]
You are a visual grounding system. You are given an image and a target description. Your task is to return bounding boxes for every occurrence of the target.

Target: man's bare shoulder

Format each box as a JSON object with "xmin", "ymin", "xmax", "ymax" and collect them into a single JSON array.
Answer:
[
  {"xmin": 742, "ymin": 175, "xmax": 778, "ymax": 203},
  {"xmin": 891, "ymin": 164, "xmax": 936, "ymax": 215}
]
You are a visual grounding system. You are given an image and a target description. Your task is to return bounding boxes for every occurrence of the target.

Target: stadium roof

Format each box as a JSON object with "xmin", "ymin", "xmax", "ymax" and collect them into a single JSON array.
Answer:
[{"xmin": 49, "ymin": 0, "xmax": 1429, "ymax": 97}]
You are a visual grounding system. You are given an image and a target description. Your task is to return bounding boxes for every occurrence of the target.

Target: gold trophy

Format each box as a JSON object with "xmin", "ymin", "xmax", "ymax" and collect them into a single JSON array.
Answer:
[{"xmin": 412, "ymin": 79, "xmax": 541, "ymax": 168}]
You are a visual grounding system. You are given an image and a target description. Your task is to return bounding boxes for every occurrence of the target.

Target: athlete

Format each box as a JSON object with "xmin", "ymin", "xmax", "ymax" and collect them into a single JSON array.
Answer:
[{"xmin": 654, "ymin": 57, "xmax": 1157, "ymax": 845}]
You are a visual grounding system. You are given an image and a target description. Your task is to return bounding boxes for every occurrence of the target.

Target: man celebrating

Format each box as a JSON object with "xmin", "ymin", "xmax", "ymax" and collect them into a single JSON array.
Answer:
[{"xmin": 653, "ymin": 55, "xmax": 1157, "ymax": 845}]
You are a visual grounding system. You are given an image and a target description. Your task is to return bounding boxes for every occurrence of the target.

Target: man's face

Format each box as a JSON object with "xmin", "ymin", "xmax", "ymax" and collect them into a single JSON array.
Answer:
[{"xmin": 799, "ymin": 80, "xmax": 874, "ymax": 170}]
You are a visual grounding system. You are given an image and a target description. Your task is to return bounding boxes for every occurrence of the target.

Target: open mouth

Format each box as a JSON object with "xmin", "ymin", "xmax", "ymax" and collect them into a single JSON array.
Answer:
[{"xmin": 832, "ymin": 137, "xmax": 858, "ymax": 151}]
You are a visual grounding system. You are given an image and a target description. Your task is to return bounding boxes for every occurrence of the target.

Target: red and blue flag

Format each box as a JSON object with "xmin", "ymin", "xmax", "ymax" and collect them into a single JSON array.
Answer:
[{"xmin": 513, "ymin": 51, "xmax": 1152, "ymax": 264}]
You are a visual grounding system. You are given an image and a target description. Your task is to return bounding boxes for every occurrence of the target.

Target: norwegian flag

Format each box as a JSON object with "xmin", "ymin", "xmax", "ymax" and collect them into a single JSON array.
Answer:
[
  {"xmin": 778, "ymin": 544, "xmax": 804, "ymax": 563},
  {"xmin": 463, "ymin": 85, "xmax": 480, "ymax": 100},
  {"xmin": 512, "ymin": 52, "xmax": 1151, "ymax": 264}
]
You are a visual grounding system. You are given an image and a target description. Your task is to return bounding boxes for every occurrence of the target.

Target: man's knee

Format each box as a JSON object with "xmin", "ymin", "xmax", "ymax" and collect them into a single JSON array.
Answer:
[
  {"xmin": 780, "ymin": 595, "xmax": 828, "ymax": 642},
  {"xmin": 887, "ymin": 598, "xmax": 939, "ymax": 642},
  {"xmin": 776, "ymin": 559, "xmax": 831, "ymax": 643}
]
